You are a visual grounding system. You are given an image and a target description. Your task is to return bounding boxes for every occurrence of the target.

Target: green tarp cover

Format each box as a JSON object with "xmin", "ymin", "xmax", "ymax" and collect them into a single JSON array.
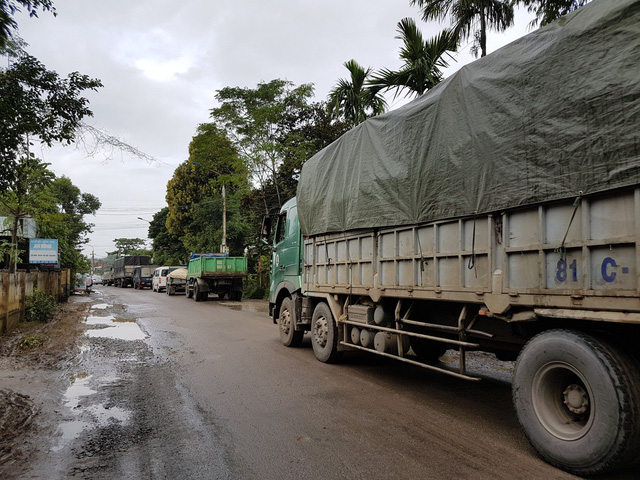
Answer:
[{"xmin": 298, "ymin": 0, "xmax": 640, "ymax": 236}]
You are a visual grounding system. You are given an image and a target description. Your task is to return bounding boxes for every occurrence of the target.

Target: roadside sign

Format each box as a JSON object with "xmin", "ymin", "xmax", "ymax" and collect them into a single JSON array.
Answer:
[{"xmin": 29, "ymin": 239, "xmax": 59, "ymax": 264}]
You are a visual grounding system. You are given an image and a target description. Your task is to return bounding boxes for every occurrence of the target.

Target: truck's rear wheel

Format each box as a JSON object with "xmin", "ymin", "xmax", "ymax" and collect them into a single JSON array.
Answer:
[
  {"xmin": 194, "ymin": 283, "xmax": 201, "ymax": 302},
  {"xmin": 513, "ymin": 329, "xmax": 640, "ymax": 475},
  {"xmin": 278, "ymin": 297, "xmax": 303, "ymax": 347},
  {"xmin": 311, "ymin": 302, "xmax": 341, "ymax": 363}
]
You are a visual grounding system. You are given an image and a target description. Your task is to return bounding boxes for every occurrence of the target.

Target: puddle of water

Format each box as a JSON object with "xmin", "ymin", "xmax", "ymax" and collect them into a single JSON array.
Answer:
[
  {"xmin": 91, "ymin": 303, "xmax": 112, "ymax": 310},
  {"xmin": 83, "ymin": 315, "xmax": 147, "ymax": 341},
  {"xmin": 85, "ymin": 322, "xmax": 147, "ymax": 341},
  {"xmin": 85, "ymin": 315, "xmax": 116, "ymax": 325},
  {"xmin": 63, "ymin": 375, "xmax": 97, "ymax": 408},
  {"xmin": 53, "ymin": 420, "xmax": 92, "ymax": 451}
]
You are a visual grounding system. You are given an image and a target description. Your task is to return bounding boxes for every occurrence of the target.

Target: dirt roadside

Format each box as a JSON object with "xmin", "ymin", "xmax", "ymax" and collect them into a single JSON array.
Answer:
[{"xmin": 0, "ymin": 295, "xmax": 91, "ymax": 479}]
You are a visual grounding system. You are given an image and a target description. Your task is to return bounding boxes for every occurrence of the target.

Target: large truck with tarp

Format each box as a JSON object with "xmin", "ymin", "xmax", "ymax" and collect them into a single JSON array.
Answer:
[
  {"xmin": 186, "ymin": 254, "xmax": 247, "ymax": 301},
  {"xmin": 262, "ymin": 1, "xmax": 640, "ymax": 476},
  {"xmin": 112, "ymin": 255, "xmax": 151, "ymax": 288}
]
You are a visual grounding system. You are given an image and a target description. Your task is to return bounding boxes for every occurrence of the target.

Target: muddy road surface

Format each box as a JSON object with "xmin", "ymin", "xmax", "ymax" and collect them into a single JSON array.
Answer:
[{"xmin": 2, "ymin": 287, "xmax": 639, "ymax": 479}]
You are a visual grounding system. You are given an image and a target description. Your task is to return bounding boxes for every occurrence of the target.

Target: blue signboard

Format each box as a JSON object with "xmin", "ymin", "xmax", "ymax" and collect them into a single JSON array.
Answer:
[{"xmin": 29, "ymin": 239, "xmax": 59, "ymax": 264}]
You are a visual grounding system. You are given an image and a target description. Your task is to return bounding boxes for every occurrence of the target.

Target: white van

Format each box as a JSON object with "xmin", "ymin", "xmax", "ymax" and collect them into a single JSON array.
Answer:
[{"xmin": 152, "ymin": 266, "xmax": 181, "ymax": 292}]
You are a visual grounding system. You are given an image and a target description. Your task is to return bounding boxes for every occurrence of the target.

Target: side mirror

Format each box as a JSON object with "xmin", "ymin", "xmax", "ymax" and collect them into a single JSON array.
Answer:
[{"xmin": 261, "ymin": 216, "xmax": 273, "ymax": 245}]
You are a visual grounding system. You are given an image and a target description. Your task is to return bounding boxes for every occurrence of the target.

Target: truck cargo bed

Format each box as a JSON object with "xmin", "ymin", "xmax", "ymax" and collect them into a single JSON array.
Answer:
[{"xmin": 303, "ymin": 187, "xmax": 640, "ymax": 318}]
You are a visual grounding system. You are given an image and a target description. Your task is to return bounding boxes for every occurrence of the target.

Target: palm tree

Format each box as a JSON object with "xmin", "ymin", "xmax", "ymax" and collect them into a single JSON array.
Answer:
[
  {"xmin": 368, "ymin": 19, "xmax": 457, "ymax": 99},
  {"xmin": 410, "ymin": 0, "xmax": 514, "ymax": 58},
  {"xmin": 327, "ymin": 59, "xmax": 387, "ymax": 126},
  {"xmin": 516, "ymin": 0, "xmax": 590, "ymax": 28}
]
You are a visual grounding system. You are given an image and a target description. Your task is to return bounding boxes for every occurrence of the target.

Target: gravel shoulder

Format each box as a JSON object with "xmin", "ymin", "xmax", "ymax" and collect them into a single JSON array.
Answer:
[{"xmin": 0, "ymin": 295, "xmax": 91, "ymax": 479}]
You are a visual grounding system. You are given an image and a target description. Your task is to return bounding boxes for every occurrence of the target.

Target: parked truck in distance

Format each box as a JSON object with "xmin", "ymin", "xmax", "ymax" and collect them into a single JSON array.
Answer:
[
  {"xmin": 132, "ymin": 265, "xmax": 158, "ymax": 289},
  {"xmin": 186, "ymin": 254, "xmax": 247, "ymax": 301},
  {"xmin": 263, "ymin": 2, "xmax": 640, "ymax": 476},
  {"xmin": 113, "ymin": 255, "xmax": 151, "ymax": 288},
  {"xmin": 102, "ymin": 270, "xmax": 114, "ymax": 286}
]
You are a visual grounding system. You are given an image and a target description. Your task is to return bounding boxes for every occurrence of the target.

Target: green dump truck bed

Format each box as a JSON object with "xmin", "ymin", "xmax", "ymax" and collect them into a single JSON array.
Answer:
[{"xmin": 187, "ymin": 255, "xmax": 248, "ymax": 278}]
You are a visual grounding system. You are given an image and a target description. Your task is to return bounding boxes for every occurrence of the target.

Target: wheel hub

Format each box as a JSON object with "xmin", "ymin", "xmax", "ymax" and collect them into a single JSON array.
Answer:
[
  {"xmin": 313, "ymin": 316, "xmax": 328, "ymax": 348},
  {"xmin": 532, "ymin": 361, "xmax": 594, "ymax": 441},
  {"xmin": 280, "ymin": 309, "xmax": 291, "ymax": 335},
  {"xmin": 563, "ymin": 384, "xmax": 589, "ymax": 414}
]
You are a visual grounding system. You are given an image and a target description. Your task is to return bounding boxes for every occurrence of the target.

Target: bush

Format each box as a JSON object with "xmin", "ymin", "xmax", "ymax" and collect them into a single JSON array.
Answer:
[
  {"xmin": 24, "ymin": 290, "xmax": 57, "ymax": 322},
  {"xmin": 243, "ymin": 274, "xmax": 268, "ymax": 299},
  {"xmin": 19, "ymin": 336, "xmax": 44, "ymax": 350}
]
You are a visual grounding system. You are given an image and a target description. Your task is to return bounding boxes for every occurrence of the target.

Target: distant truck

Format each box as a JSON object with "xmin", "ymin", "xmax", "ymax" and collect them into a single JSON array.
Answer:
[
  {"xmin": 132, "ymin": 265, "xmax": 158, "ymax": 289},
  {"xmin": 102, "ymin": 270, "xmax": 114, "ymax": 286},
  {"xmin": 113, "ymin": 255, "xmax": 151, "ymax": 288},
  {"xmin": 263, "ymin": 2, "xmax": 640, "ymax": 476},
  {"xmin": 186, "ymin": 254, "xmax": 247, "ymax": 301}
]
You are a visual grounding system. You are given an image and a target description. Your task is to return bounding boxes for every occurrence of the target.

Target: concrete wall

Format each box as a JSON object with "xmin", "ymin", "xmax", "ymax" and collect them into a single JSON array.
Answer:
[{"xmin": 0, "ymin": 270, "xmax": 71, "ymax": 335}]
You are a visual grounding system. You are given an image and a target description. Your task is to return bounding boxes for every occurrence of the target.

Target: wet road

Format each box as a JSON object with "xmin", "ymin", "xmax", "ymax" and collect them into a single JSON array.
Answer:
[{"xmin": 23, "ymin": 286, "xmax": 635, "ymax": 479}]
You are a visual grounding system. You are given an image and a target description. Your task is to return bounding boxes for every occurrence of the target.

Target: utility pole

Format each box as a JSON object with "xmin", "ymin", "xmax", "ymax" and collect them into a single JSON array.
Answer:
[{"xmin": 220, "ymin": 184, "xmax": 229, "ymax": 255}]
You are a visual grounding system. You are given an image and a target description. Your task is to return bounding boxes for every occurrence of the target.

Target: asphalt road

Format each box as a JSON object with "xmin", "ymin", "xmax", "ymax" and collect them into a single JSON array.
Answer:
[{"xmin": 22, "ymin": 286, "xmax": 639, "ymax": 479}]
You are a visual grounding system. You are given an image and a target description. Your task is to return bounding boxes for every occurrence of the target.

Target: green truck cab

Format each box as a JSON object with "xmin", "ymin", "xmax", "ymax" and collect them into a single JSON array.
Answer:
[{"xmin": 263, "ymin": 197, "xmax": 309, "ymax": 346}]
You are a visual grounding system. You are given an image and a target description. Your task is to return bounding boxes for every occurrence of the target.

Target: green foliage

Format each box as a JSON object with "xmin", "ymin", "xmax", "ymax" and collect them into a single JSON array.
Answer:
[
  {"xmin": 327, "ymin": 60, "xmax": 387, "ymax": 126},
  {"xmin": 36, "ymin": 175, "xmax": 101, "ymax": 271},
  {"xmin": 0, "ymin": 54, "xmax": 102, "ymax": 190},
  {"xmin": 516, "ymin": 0, "xmax": 590, "ymax": 27},
  {"xmin": 0, "ymin": 157, "xmax": 54, "ymax": 269},
  {"xmin": 0, "ymin": 0, "xmax": 56, "ymax": 50},
  {"xmin": 368, "ymin": 20, "xmax": 457, "ymax": 98},
  {"xmin": 19, "ymin": 336, "xmax": 44, "ymax": 350},
  {"xmin": 148, "ymin": 207, "xmax": 188, "ymax": 265},
  {"xmin": 182, "ymin": 192, "xmax": 250, "ymax": 256},
  {"xmin": 211, "ymin": 79, "xmax": 315, "ymax": 211},
  {"xmin": 113, "ymin": 238, "xmax": 147, "ymax": 255},
  {"xmin": 24, "ymin": 289, "xmax": 56, "ymax": 323},
  {"xmin": 243, "ymin": 274, "xmax": 268, "ymax": 299},
  {"xmin": 410, "ymin": 0, "xmax": 514, "ymax": 58}
]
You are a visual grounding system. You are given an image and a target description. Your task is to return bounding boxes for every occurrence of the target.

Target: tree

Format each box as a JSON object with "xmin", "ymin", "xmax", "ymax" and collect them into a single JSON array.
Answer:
[
  {"xmin": 0, "ymin": 157, "xmax": 53, "ymax": 270},
  {"xmin": 148, "ymin": 207, "xmax": 188, "ymax": 266},
  {"xmin": 37, "ymin": 176, "xmax": 101, "ymax": 272},
  {"xmin": 113, "ymin": 238, "xmax": 147, "ymax": 255},
  {"xmin": 0, "ymin": 0, "xmax": 55, "ymax": 50},
  {"xmin": 410, "ymin": 0, "xmax": 514, "ymax": 58},
  {"xmin": 211, "ymin": 79, "xmax": 315, "ymax": 211},
  {"xmin": 0, "ymin": 55, "xmax": 102, "ymax": 190},
  {"xmin": 515, "ymin": 0, "xmax": 590, "ymax": 27},
  {"xmin": 368, "ymin": 19, "xmax": 457, "ymax": 99},
  {"xmin": 327, "ymin": 60, "xmax": 387, "ymax": 126},
  {"xmin": 276, "ymin": 101, "xmax": 350, "ymax": 202},
  {"xmin": 166, "ymin": 124, "xmax": 247, "ymax": 247}
]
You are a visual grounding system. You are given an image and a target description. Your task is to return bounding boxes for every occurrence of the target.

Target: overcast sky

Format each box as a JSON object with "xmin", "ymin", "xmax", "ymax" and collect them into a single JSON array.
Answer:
[{"xmin": 15, "ymin": 0, "xmax": 534, "ymax": 259}]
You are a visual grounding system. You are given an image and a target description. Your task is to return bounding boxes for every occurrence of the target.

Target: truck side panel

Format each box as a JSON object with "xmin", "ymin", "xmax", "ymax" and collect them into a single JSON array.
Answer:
[{"xmin": 303, "ymin": 188, "xmax": 640, "ymax": 316}]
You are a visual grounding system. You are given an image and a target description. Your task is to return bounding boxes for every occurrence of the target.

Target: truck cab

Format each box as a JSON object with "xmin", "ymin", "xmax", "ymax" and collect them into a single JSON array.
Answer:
[{"xmin": 263, "ymin": 197, "xmax": 306, "ymax": 339}]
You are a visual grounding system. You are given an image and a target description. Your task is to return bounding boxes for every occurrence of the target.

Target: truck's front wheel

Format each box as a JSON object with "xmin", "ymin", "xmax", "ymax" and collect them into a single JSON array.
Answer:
[
  {"xmin": 311, "ymin": 302, "xmax": 341, "ymax": 363},
  {"xmin": 513, "ymin": 329, "xmax": 640, "ymax": 475},
  {"xmin": 278, "ymin": 297, "xmax": 303, "ymax": 347}
]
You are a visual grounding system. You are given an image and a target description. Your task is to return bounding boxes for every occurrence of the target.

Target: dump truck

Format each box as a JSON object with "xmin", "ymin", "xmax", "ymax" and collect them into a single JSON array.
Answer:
[
  {"xmin": 262, "ymin": 1, "xmax": 640, "ymax": 476},
  {"xmin": 113, "ymin": 255, "xmax": 151, "ymax": 288},
  {"xmin": 186, "ymin": 254, "xmax": 247, "ymax": 301}
]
